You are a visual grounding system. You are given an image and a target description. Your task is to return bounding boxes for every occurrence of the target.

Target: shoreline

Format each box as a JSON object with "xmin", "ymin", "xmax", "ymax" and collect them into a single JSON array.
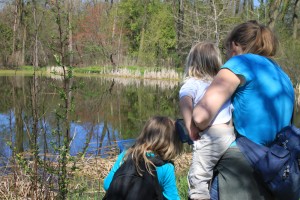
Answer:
[
  {"xmin": 0, "ymin": 152, "xmax": 192, "ymax": 199},
  {"xmin": 0, "ymin": 66, "xmax": 184, "ymax": 81}
]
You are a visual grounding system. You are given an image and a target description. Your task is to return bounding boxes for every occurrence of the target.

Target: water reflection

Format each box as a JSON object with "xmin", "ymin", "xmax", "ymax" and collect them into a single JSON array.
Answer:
[
  {"xmin": 0, "ymin": 75, "xmax": 181, "ymax": 166},
  {"xmin": 103, "ymin": 76, "xmax": 180, "ymax": 90}
]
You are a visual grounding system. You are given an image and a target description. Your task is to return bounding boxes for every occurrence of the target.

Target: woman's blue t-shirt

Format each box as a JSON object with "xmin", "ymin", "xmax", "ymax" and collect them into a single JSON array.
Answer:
[{"xmin": 222, "ymin": 54, "xmax": 294, "ymax": 146}]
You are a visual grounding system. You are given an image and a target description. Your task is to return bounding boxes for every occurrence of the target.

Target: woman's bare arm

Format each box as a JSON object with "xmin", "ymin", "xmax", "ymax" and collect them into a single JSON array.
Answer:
[{"xmin": 193, "ymin": 69, "xmax": 241, "ymax": 130}]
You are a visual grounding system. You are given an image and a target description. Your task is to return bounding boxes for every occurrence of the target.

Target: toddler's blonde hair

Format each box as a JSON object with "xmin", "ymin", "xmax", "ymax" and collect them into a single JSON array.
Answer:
[{"xmin": 184, "ymin": 41, "xmax": 222, "ymax": 81}]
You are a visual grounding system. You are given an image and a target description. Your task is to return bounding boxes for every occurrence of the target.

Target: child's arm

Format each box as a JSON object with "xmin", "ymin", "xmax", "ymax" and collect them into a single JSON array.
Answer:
[
  {"xmin": 156, "ymin": 163, "xmax": 180, "ymax": 200},
  {"xmin": 103, "ymin": 151, "xmax": 126, "ymax": 190},
  {"xmin": 179, "ymin": 96, "xmax": 200, "ymax": 141}
]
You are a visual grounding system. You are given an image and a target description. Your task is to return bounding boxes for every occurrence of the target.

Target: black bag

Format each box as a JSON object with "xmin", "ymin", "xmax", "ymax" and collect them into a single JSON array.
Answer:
[
  {"xmin": 102, "ymin": 155, "xmax": 168, "ymax": 200},
  {"xmin": 236, "ymin": 125, "xmax": 300, "ymax": 200},
  {"xmin": 175, "ymin": 119, "xmax": 194, "ymax": 145}
]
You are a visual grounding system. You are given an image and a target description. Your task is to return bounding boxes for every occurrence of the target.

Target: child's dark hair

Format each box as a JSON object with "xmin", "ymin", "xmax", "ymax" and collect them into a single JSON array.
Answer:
[{"xmin": 125, "ymin": 116, "xmax": 183, "ymax": 175}]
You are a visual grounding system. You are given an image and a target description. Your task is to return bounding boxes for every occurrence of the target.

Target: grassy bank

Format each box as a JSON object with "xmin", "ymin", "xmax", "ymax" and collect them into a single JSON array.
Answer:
[
  {"xmin": 69, "ymin": 152, "xmax": 191, "ymax": 199},
  {"xmin": 0, "ymin": 65, "xmax": 184, "ymax": 81},
  {"xmin": 0, "ymin": 152, "xmax": 191, "ymax": 199}
]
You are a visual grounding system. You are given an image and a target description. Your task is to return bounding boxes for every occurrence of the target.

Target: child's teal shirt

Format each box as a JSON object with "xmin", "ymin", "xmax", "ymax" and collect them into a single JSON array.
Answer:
[{"xmin": 103, "ymin": 151, "xmax": 180, "ymax": 200}]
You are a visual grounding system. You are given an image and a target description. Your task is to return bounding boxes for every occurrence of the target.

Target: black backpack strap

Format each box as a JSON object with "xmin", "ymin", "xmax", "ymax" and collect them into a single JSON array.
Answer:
[
  {"xmin": 148, "ymin": 155, "xmax": 170, "ymax": 166},
  {"xmin": 136, "ymin": 157, "xmax": 165, "ymax": 200},
  {"xmin": 148, "ymin": 155, "xmax": 170, "ymax": 200},
  {"xmin": 152, "ymin": 164, "xmax": 165, "ymax": 200},
  {"xmin": 289, "ymin": 97, "xmax": 295, "ymax": 125},
  {"xmin": 291, "ymin": 105, "xmax": 295, "ymax": 125}
]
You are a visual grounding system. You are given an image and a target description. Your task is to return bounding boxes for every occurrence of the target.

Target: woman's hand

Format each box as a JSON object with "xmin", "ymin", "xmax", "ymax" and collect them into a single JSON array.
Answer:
[{"xmin": 188, "ymin": 120, "xmax": 200, "ymax": 141}]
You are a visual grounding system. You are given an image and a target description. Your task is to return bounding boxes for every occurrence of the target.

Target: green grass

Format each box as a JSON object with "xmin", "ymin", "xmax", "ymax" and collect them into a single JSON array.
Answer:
[
  {"xmin": 0, "ymin": 69, "xmax": 37, "ymax": 76},
  {"xmin": 18, "ymin": 65, "xmax": 47, "ymax": 72},
  {"xmin": 68, "ymin": 176, "xmax": 105, "ymax": 200},
  {"xmin": 0, "ymin": 65, "xmax": 184, "ymax": 80},
  {"xmin": 73, "ymin": 66, "xmax": 103, "ymax": 74},
  {"xmin": 177, "ymin": 169, "xmax": 189, "ymax": 199},
  {"xmin": 19, "ymin": 65, "xmax": 35, "ymax": 71}
]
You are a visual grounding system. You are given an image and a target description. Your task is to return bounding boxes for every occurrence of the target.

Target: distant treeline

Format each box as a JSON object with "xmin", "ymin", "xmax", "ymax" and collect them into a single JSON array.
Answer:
[{"xmin": 0, "ymin": 0, "xmax": 299, "ymax": 82}]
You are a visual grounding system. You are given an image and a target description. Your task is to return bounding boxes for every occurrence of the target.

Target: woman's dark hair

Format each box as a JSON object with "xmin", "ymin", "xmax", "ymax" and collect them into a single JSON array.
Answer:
[{"xmin": 225, "ymin": 20, "xmax": 278, "ymax": 57}]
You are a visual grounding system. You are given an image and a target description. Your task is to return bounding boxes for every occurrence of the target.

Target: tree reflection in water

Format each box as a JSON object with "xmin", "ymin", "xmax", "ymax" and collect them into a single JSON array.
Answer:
[{"xmin": 0, "ymin": 75, "xmax": 181, "ymax": 165}]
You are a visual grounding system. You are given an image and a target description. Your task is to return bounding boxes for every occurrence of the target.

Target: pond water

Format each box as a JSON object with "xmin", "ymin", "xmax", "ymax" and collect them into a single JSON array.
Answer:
[
  {"xmin": 0, "ymin": 74, "xmax": 299, "ymax": 167},
  {"xmin": 0, "ymin": 75, "xmax": 181, "ymax": 166}
]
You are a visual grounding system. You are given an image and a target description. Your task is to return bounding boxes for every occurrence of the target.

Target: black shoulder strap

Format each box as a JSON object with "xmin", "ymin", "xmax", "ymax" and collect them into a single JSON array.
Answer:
[
  {"xmin": 290, "ymin": 94, "xmax": 297, "ymax": 124},
  {"xmin": 152, "ymin": 164, "xmax": 165, "ymax": 200},
  {"xmin": 138, "ymin": 157, "xmax": 165, "ymax": 200},
  {"xmin": 291, "ymin": 106, "xmax": 295, "ymax": 125},
  {"xmin": 148, "ymin": 155, "xmax": 170, "ymax": 167},
  {"xmin": 148, "ymin": 155, "xmax": 169, "ymax": 200}
]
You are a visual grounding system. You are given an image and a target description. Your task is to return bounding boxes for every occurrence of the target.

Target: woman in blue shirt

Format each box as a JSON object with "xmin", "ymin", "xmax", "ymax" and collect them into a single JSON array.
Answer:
[{"xmin": 192, "ymin": 20, "xmax": 294, "ymax": 199}]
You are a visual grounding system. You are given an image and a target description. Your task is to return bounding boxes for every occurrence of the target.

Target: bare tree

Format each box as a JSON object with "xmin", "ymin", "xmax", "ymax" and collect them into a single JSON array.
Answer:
[
  {"xmin": 268, "ymin": 0, "xmax": 290, "ymax": 29},
  {"xmin": 292, "ymin": 0, "xmax": 299, "ymax": 39},
  {"xmin": 210, "ymin": 0, "xmax": 229, "ymax": 46},
  {"xmin": 11, "ymin": 0, "xmax": 21, "ymax": 67},
  {"xmin": 172, "ymin": 0, "xmax": 234, "ymax": 53},
  {"xmin": 30, "ymin": 0, "xmax": 45, "ymax": 197},
  {"xmin": 51, "ymin": 0, "xmax": 74, "ymax": 198},
  {"xmin": 68, "ymin": 0, "xmax": 73, "ymax": 66}
]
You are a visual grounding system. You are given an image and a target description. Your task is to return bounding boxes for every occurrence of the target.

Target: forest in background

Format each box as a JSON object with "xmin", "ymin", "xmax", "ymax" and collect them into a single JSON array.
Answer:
[
  {"xmin": 1, "ymin": 1, "xmax": 300, "ymax": 199},
  {"xmin": 0, "ymin": 0, "xmax": 299, "ymax": 84}
]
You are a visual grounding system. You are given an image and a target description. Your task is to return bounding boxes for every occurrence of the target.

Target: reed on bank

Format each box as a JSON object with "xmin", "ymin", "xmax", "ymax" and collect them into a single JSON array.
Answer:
[
  {"xmin": 0, "ymin": 152, "xmax": 192, "ymax": 199},
  {"xmin": 1, "ymin": 65, "xmax": 183, "ymax": 81}
]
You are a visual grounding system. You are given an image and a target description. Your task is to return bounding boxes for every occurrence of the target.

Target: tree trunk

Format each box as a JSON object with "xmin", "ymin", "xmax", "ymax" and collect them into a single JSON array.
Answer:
[
  {"xmin": 268, "ymin": 0, "xmax": 282, "ymax": 29},
  {"xmin": 12, "ymin": 0, "xmax": 23, "ymax": 67},
  {"xmin": 20, "ymin": 19, "xmax": 26, "ymax": 66},
  {"xmin": 177, "ymin": 0, "xmax": 184, "ymax": 45},
  {"xmin": 53, "ymin": 1, "xmax": 73, "ymax": 198},
  {"xmin": 15, "ymin": 104, "xmax": 24, "ymax": 153},
  {"xmin": 68, "ymin": 0, "xmax": 73, "ymax": 66},
  {"xmin": 279, "ymin": 0, "xmax": 290, "ymax": 22},
  {"xmin": 137, "ymin": 2, "xmax": 148, "ymax": 65},
  {"xmin": 12, "ymin": 0, "xmax": 19, "ymax": 57},
  {"xmin": 31, "ymin": 1, "xmax": 42, "ymax": 197},
  {"xmin": 210, "ymin": 0, "xmax": 220, "ymax": 46},
  {"xmin": 238, "ymin": 0, "xmax": 243, "ymax": 14},
  {"xmin": 232, "ymin": 0, "xmax": 239, "ymax": 15},
  {"xmin": 18, "ymin": 0, "xmax": 25, "ymax": 66},
  {"xmin": 292, "ymin": 0, "xmax": 299, "ymax": 39},
  {"xmin": 137, "ymin": 27, "xmax": 145, "ymax": 65}
]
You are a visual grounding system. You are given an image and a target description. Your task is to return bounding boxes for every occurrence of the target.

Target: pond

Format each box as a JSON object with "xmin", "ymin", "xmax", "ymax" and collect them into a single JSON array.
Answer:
[
  {"xmin": 0, "ymin": 75, "xmax": 181, "ymax": 166},
  {"xmin": 0, "ymin": 74, "xmax": 299, "ymax": 167}
]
